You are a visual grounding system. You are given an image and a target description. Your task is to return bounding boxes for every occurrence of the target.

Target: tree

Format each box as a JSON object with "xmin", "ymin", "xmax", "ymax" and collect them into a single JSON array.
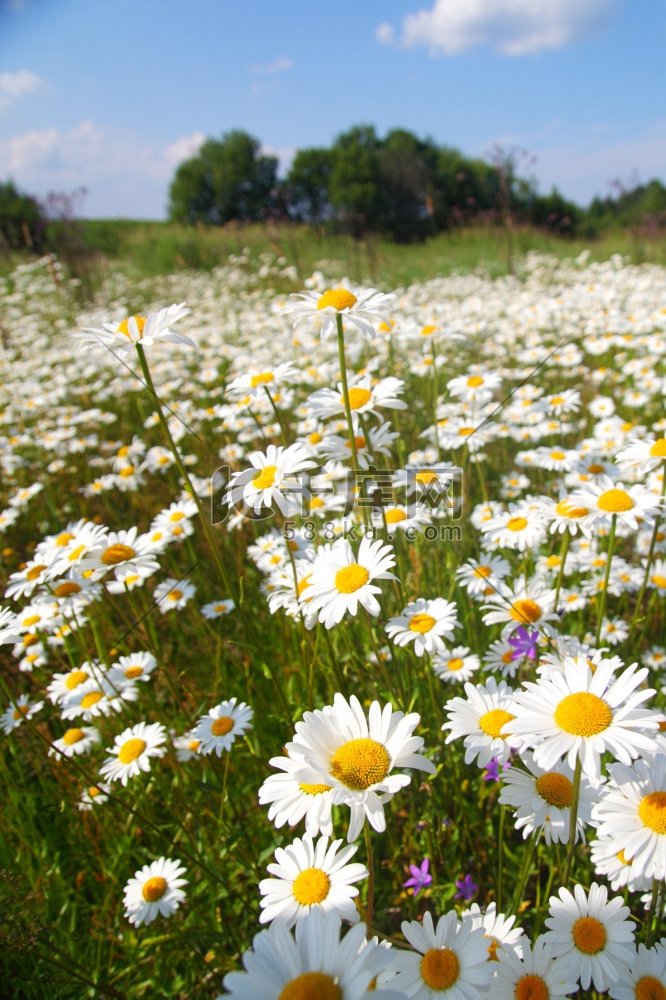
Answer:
[
  {"xmin": 328, "ymin": 125, "xmax": 385, "ymax": 237},
  {"xmin": 285, "ymin": 148, "xmax": 333, "ymax": 224},
  {"xmin": 168, "ymin": 130, "xmax": 278, "ymax": 225},
  {"xmin": 0, "ymin": 180, "xmax": 45, "ymax": 251},
  {"xmin": 377, "ymin": 129, "xmax": 438, "ymax": 242}
]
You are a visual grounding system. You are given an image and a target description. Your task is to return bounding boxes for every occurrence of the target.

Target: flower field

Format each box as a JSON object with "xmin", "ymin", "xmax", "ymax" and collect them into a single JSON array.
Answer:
[{"xmin": 2, "ymin": 246, "xmax": 666, "ymax": 999}]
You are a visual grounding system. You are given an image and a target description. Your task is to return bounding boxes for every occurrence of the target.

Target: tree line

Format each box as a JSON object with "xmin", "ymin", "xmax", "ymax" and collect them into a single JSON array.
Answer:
[{"xmin": 166, "ymin": 125, "xmax": 666, "ymax": 243}]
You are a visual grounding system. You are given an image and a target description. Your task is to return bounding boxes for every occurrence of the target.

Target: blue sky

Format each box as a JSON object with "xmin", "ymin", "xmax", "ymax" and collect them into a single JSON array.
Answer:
[{"xmin": 1, "ymin": 0, "xmax": 665, "ymax": 218}]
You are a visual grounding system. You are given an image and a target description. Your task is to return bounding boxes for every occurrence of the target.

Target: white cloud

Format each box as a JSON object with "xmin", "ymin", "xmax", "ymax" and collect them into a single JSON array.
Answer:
[
  {"xmin": 0, "ymin": 69, "xmax": 43, "ymax": 111},
  {"xmin": 259, "ymin": 143, "xmax": 297, "ymax": 177},
  {"xmin": 164, "ymin": 131, "xmax": 206, "ymax": 166},
  {"xmin": 378, "ymin": 0, "xmax": 619, "ymax": 56},
  {"xmin": 250, "ymin": 56, "xmax": 294, "ymax": 74},
  {"xmin": 375, "ymin": 22, "xmax": 395, "ymax": 45}
]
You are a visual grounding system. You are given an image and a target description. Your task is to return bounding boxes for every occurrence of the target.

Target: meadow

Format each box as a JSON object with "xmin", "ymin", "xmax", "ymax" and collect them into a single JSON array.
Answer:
[{"xmin": 1, "ymin": 232, "xmax": 666, "ymax": 999}]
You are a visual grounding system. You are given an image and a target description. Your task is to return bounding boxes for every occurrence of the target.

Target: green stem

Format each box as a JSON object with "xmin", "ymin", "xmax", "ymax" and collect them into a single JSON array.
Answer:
[
  {"xmin": 553, "ymin": 529, "xmax": 571, "ymax": 611},
  {"xmin": 631, "ymin": 462, "xmax": 666, "ymax": 631},
  {"xmin": 497, "ymin": 793, "xmax": 506, "ymax": 912},
  {"xmin": 561, "ymin": 757, "xmax": 582, "ymax": 888},
  {"xmin": 364, "ymin": 820, "xmax": 375, "ymax": 937},
  {"xmin": 511, "ymin": 827, "xmax": 540, "ymax": 915},
  {"xmin": 595, "ymin": 514, "xmax": 617, "ymax": 646},
  {"xmin": 335, "ymin": 314, "xmax": 368, "ymax": 527},
  {"xmin": 264, "ymin": 385, "xmax": 290, "ymax": 448}
]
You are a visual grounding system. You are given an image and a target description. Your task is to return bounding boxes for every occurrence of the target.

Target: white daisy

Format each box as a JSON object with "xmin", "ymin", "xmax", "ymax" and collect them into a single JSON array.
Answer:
[
  {"xmin": 493, "ymin": 937, "xmax": 578, "ymax": 1000},
  {"xmin": 569, "ymin": 476, "xmax": 663, "ymax": 531},
  {"xmin": 460, "ymin": 902, "xmax": 524, "ymax": 962},
  {"xmin": 442, "ymin": 677, "xmax": 520, "ymax": 768},
  {"xmin": 288, "ymin": 693, "xmax": 435, "ymax": 842},
  {"xmin": 77, "ymin": 303, "xmax": 193, "ymax": 357},
  {"xmin": 499, "ymin": 751, "xmax": 597, "ymax": 845},
  {"xmin": 153, "ymin": 577, "xmax": 196, "ymax": 613},
  {"xmin": 0, "ymin": 606, "xmax": 20, "ymax": 645},
  {"xmin": 608, "ymin": 942, "xmax": 666, "ymax": 1000},
  {"xmin": 225, "ymin": 443, "xmax": 316, "ymax": 516},
  {"xmin": 49, "ymin": 725, "xmax": 100, "ymax": 759},
  {"xmin": 222, "ymin": 909, "xmax": 401, "ymax": 1000},
  {"xmin": 385, "ymin": 597, "xmax": 459, "ymax": 656},
  {"xmin": 78, "ymin": 782, "xmax": 111, "ymax": 811},
  {"xmin": 432, "ymin": 646, "xmax": 480, "ymax": 684},
  {"xmin": 122, "ymin": 856, "xmax": 188, "ymax": 927},
  {"xmin": 504, "ymin": 656, "xmax": 662, "ymax": 782},
  {"xmin": 192, "ymin": 698, "xmax": 253, "ymax": 756},
  {"xmin": 200, "ymin": 598, "xmax": 235, "ymax": 619},
  {"xmin": 481, "ymin": 505, "xmax": 547, "ymax": 552},
  {"xmin": 590, "ymin": 832, "xmax": 650, "ymax": 893},
  {"xmin": 283, "ymin": 286, "xmax": 395, "ymax": 341},
  {"xmin": 301, "ymin": 536, "xmax": 397, "ymax": 629},
  {"xmin": 258, "ymin": 751, "xmax": 334, "ymax": 838},
  {"xmin": 543, "ymin": 882, "xmax": 635, "ymax": 991},
  {"xmin": 99, "ymin": 721, "xmax": 168, "ymax": 785},
  {"xmin": 106, "ymin": 651, "xmax": 157, "ymax": 684},
  {"xmin": 390, "ymin": 909, "xmax": 493, "ymax": 1000},
  {"xmin": 259, "ymin": 832, "xmax": 367, "ymax": 927},
  {"xmin": 0, "ymin": 693, "xmax": 43, "ymax": 734}
]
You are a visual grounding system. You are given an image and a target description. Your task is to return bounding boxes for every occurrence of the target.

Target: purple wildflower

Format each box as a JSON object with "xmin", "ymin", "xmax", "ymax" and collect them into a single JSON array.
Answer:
[
  {"xmin": 483, "ymin": 756, "xmax": 511, "ymax": 782},
  {"xmin": 403, "ymin": 858, "xmax": 432, "ymax": 898},
  {"xmin": 508, "ymin": 626, "xmax": 539, "ymax": 661},
  {"xmin": 454, "ymin": 874, "xmax": 478, "ymax": 901}
]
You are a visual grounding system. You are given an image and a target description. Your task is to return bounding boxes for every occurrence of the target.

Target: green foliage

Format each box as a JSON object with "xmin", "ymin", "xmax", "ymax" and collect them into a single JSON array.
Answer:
[
  {"xmin": 168, "ymin": 130, "xmax": 278, "ymax": 225},
  {"xmin": 0, "ymin": 180, "xmax": 45, "ymax": 252},
  {"xmin": 285, "ymin": 148, "xmax": 333, "ymax": 224}
]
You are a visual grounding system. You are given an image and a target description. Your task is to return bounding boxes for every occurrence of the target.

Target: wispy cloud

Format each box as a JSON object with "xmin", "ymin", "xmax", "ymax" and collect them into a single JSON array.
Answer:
[
  {"xmin": 0, "ymin": 69, "xmax": 43, "ymax": 111},
  {"xmin": 164, "ymin": 131, "xmax": 206, "ymax": 166},
  {"xmin": 377, "ymin": 0, "xmax": 619, "ymax": 57},
  {"xmin": 250, "ymin": 56, "xmax": 294, "ymax": 74}
]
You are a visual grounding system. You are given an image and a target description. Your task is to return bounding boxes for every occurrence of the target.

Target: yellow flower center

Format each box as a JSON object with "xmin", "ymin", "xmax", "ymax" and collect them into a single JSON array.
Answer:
[
  {"xmin": 23, "ymin": 633, "xmax": 38, "ymax": 648},
  {"xmin": 344, "ymin": 435, "xmax": 366, "ymax": 450},
  {"xmin": 535, "ymin": 772, "xmax": 573, "ymax": 807},
  {"xmin": 250, "ymin": 372, "xmax": 275, "ymax": 387},
  {"xmin": 635, "ymin": 977, "xmax": 666, "ymax": 1000},
  {"xmin": 63, "ymin": 670, "xmax": 87, "ymax": 691},
  {"xmin": 55, "ymin": 531, "xmax": 76, "ymax": 547},
  {"xmin": 142, "ymin": 876, "xmax": 167, "ymax": 901},
  {"xmin": 278, "ymin": 972, "xmax": 341, "ymax": 1000},
  {"xmin": 117, "ymin": 315, "xmax": 146, "ymax": 339},
  {"xmin": 385, "ymin": 509, "xmax": 407, "ymax": 523},
  {"xmin": 479, "ymin": 709, "xmax": 514, "ymax": 739},
  {"xmin": 330, "ymin": 737, "xmax": 390, "ymax": 790},
  {"xmin": 118, "ymin": 738, "xmax": 147, "ymax": 764},
  {"xmin": 119, "ymin": 465, "xmax": 135, "ymax": 478},
  {"xmin": 297, "ymin": 574, "xmax": 313, "ymax": 599},
  {"xmin": 485, "ymin": 936, "xmax": 500, "ymax": 961},
  {"xmin": 509, "ymin": 599, "xmax": 542, "ymax": 623},
  {"xmin": 214, "ymin": 603, "xmax": 228, "ymax": 612},
  {"xmin": 101, "ymin": 544, "xmax": 136, "ymax": 566},
  {"xmin": 26, "ymin": 564, "xmax": 47, "ymax": 581},
  {"xmin": 188, "ymin": 740, "xmax": 200, "ymax": 752},
  {"xmin": 447, "ymin": 658, "xmax": 464, "ymax": 671},
  {"xmin": 545, "ymin": 555, "xmax": 561, "ymax": 567},
  {"xmin": 550, "ymin": 396, "xmax": 565, "ymax": 405},
  {"xmin": 409, "ymin": 613, "xmax": 436, "ymax": 634},
  {"xmin": 514, "ymin": 974, "xmax": 550, "ymax": 1000},
  {"xmin": 88, "ymin": 786, "xmax": 101, "ymax": 798},
  {"xmin": 167, "ymin": 590, "xmax": 183, "ymax": 601},
  {"xmin": 63, "ymin": 728, "xmax": 85, "ymax": 746},
  {"xmin": 308, "ymin": 432, "xmax": 322, "ymax": 444},
  {"xmin": 554, "ymin": 692, "xmax": 613, "ymax": 736},
  {"xmin": 124, "ymin": 665, "xmax": 144, "ymax": 679},
  {"xmin": 467, "ymin": 375, "xmax": 484, "ymax": 387},
  {"xmin": 299, "ymin": 782, "xmax": 333, "ymax": 795},
  {"xmin": 555, "ymin": 499, "xmax": 589, "ymax": 519},
  {"xmin": 572, "ymin": 916, "xmax": 606, "ymax": 954},
  {"xmin": 309, "ymin": 497, "xmax": 325, "ymax": 510},
  {"xmin": 638, "ymin": 791, "xmax": 666, "ymax": 834},
  {"xmin": 317, "ymin": 289, "xmax": 357, "ymax": 311},
  {"xmin": 506, "ymin": 517, "xmax": 528, "ymax": 532},
  {"xmin": 292, "ymin": 867, "xmax": 330, "ymax": 905},
  {"xmin": 651, "ymin": 575, "xmax": 666, "ymax": 589},
  {"xmin": 416, "ymin": 470, "xmax": 438, "ymax": 486},
  {"xmin": 252, "ymin": 465, "xmax": 277, "ymax": 490},
  {"xmin": 346, "ymin": 387, "xmax": 372, "ymax": 409},
  {"xmin": 334, "ymin": 563, "xmax": 369, "ymax": 594},
  {"xmin": 457, "ymin": 427, "xmax": 474, "ymax": 437},
  {"xmin": 420, "ymin": 948, "xmax": 460, "ymax": 991},
  {"xmin": 211, "ymin": 716, "xmax": 234, "ymax": 737},
  {"xmin": 550, "ymin": 451, "xmax": 566, "ymax": 460},
  {"xmin": 649, "ymin": 439, "xmax": 666, "ymax": 458},
  {"xmin": 421, "ymin": 324, "xmax": 437, "ymax": 336},
  {"xmin": 597, "ymin": 488, "xmax": 634, "ymax": 513},
  {"xmin": 474, "ymin": 565, "xmax": 492, "ymax": 578},
  {"xmin": 617, "ymin": 849, "xmax": 631, "ymax": 865},
  {"xmin": 81, "ymin": 691, "xmax": 103, "ymax": 709},
  {"xmin": 22, "ymin": 614, "xmax": 41, "ymax": 627},
  {"xmin": 54, "ymin": 582, "xmax": 82, "ymax": 598}
]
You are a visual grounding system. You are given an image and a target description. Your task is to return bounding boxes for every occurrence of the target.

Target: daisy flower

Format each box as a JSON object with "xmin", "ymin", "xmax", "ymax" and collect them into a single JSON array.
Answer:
[
  {"xmin": 390, "ymin": 909, "xmax": 493, "ymax": 1000},
  {"xmin": 200, "ymin": 598, "xmax": 235, "ymax": 619},
  {"xmin": 49, "ymin": 725, "xmax": 100, "ymax": 759},
  {"xmin": 543, "ymin": 882, "xmax": 635, "ymax": 991},
  {"xmin": 504, "ymin": 656, "xmax": 662, "ymax": 782},
  {"xmin": 222, "ymin": 909, "xmax": 401, "ymax": 1000},
  {"xmin": 432, "ymin": 645, "xmax": 480, "ymax": 683},
  {"xmin": 0, "ymin": 693, "xmax": 43, "ymax": 734},
  {"xmin": 153, "ymin": 577, "xmax": 196, "ymax": 613},
  {"xmin": 482, "ymin": 580, "xmax": 558, "ymax": 637},
  {"xmin": 225, "ymin": 443, "xmax": 316, "ymax": 516},
  {"xmin": 442, "ymin": 677, "xmax": 520, "ymax": 768},
  {"xmin": 226, "ymin": 361, "xmax": 299, "ymax": 399},
  {"xmin": 172, "ymin": 729, "xmax": 202, "ymax": 762},
  {"xmin": 385, "ymin": 597, "xmax": 459, "ymax": 656},
  {"xmin": 569, "ymin": 475, "xmax": 663, "ymax": 531},
  {"xmin": 0, "ymin": 606, "xmax": 20, "ymax": 645},
  {"xmin": 60, "ymin": 676, "xmax": 136, "ymax": 721},
  {"xmin": 460, "ymin": 902, "xmax": 524, "ymax": 962},
  {"xmin": 493, "ymin": 937, "xmax": 577, "ymax": 1000},
  {"xmin": 590, "ymin": 832, "xmax": 650, "ymax": 893},
  {"xmin": 499, "ymin": 751, "xmax": 597, "ymax": 845},
  {"xmin": 288, "ymin": 693, "xmax": 435, "ymax": 842},
  {"xmin": 78, "ymin": 783, "xmax": 111, "ymax": 811},
  {"xmin": 481, "ymin": 504, "xmax": 547, "ymax": 552},
  {"xmin": 616, "ymin": 435, "xmax": 666, "ymax": 475},
  {"xmin": 77, "ymin": 303, "xmax": 193, "ymax": 358},
  {"xmin": 455, "ymin": 555, "xmax": 511, "ymax": 597},
  {"xmin": 99, "ymin": 721, "xmax": 168, "ymax": 786},
  {"xmin": 301, "ymin": 536, "xmax": 396, "ymax": 629},
  {"xmin": 592, "ymin": 754, "xmax": 666, "ymax": 881},
  {"xmin": 192, "ymin": 698, "xmax": 253, "ymax": 756},
  {"xmin": 259, "ymin": 833, "xmax": 367, "ymax": 927},
  {"xmin": 258, "ymin": 751, "xmax": 334, "ymax": 838},
  {"xmin": 283, "ymin": 286, "xmax": 395, "ymax": 341},
  {"xmin": 305, "ymin": 375, "xmax": 407, "ymax": 419},
  {"xmin": 122, "ymin": 857, "xmax": 188, "ymax": 927},
  {"xmin": 107, "ymin": 651, "xmax": 157, "ymax": 684},
  {"xmin": 608, "ymin": 942, "xmax": 666, "ymax": 1000}
]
